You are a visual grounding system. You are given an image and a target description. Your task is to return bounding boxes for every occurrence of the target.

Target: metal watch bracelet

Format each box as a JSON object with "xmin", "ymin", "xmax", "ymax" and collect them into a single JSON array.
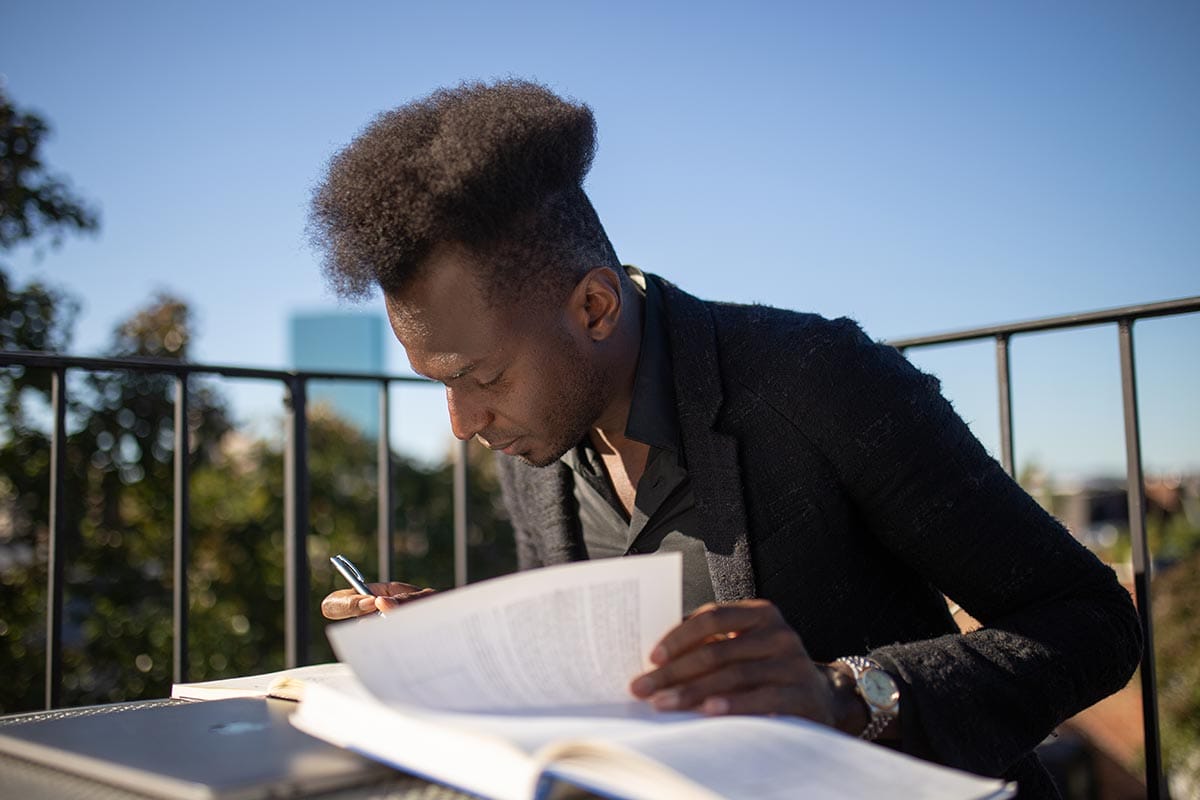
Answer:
[{"xmin": 834, "ymin": 655, "xmax": 899, "ymax": 741}]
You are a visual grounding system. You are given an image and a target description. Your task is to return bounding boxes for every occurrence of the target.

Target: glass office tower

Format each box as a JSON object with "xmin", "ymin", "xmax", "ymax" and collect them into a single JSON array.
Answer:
[{"xmin": 288, "ymin": 312, "xmax": 386, "ymax": 438}]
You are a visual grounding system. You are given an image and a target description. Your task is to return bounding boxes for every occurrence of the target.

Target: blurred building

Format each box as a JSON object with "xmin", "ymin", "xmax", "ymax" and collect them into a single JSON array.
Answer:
[{"xmin": 288, "ymin": 311, "xmax": 386, "ymax": 438}]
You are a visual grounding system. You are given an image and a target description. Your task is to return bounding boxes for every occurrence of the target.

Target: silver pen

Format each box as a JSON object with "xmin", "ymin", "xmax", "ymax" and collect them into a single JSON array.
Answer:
[{"xmin": 330, "ymin": 554, "xmax": 384, "ymax": 617}]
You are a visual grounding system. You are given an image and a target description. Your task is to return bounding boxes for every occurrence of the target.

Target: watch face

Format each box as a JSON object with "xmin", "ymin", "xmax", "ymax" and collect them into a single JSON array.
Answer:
[{"xmin": 861, "ymin": 669, "xmax": 900, "ymax": 709}]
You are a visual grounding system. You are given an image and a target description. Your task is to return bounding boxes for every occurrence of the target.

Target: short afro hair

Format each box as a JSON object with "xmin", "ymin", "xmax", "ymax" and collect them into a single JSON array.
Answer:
[{"xmin": 308, "ymin": 79, "xmax": 619, "ymax": 302}]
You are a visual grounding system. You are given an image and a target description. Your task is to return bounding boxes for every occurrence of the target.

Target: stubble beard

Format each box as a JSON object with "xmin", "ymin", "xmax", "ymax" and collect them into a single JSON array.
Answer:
[{"xmin": 516, "ymin": 331, "xmax": 611, "ymax": 469}]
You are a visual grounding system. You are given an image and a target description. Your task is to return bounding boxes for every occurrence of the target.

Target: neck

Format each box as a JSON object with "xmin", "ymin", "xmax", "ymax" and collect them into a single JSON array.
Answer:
[{"xmin": 589, "ymin": 282, "xmax": 644, "ymax": 453}]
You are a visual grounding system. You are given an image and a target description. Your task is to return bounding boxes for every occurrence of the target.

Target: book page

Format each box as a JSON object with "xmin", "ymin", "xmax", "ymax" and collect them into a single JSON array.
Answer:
[
  {"xmin": 294, "ymin": 682, "xmax": 691, "ymax": 800},
  {"xmin": 327, "ymin": 553, "xmax": 681, "ymax": 711},
  {"xmin": 540, "ymin": 716, "xmax": 1015, "ymax": 800},
  {"xmin": 170, "ymin": 662, "xmax": 354, "ymax": 701},
  {"xmin": 405, "ymin": 701, "xmax": 695, "ymax": 754},
  {"xmin": 293, "ymin": 678, "xmax": 541, "ymax": 800},
  {"xmin": 267, "ymin": 662, "xmax": 358, "ymax": 700},
  {"xmin": 294, "ymin": 678, "xmax": 1013, "ymax": 800}
]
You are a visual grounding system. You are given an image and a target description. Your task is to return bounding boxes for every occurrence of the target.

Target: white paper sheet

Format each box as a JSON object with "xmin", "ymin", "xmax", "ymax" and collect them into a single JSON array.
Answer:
[{"xmin": 327, "ymin": 553, "xmax": 682, "ymax": 711}]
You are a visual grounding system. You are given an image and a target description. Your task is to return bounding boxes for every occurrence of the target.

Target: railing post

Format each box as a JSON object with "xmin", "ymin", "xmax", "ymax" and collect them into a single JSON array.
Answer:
[
  {"xmin": 377, "ymin": 381, "xmax": 393, "ymax": 583},
  {"xmin": 45, "ymin": 367, "xmax": 67, "ymax": 710},
  {"xmin": 173, "ymin": 373, "xmax": 190, "ymax": 684},
  {"xmin": 453, "ymin": 439, "xmax": 468, "ymax": 587},
  {"xmin": 283, "ymin": 377, "xmax": 310, "ymax": 668},
  {"xmin": 1117, "ymin": 320, "xmax": 1165, "ymax": 799},
  {"xmin": 995, "ymin": 334, "xmax": 1015, "ymax": 477}
]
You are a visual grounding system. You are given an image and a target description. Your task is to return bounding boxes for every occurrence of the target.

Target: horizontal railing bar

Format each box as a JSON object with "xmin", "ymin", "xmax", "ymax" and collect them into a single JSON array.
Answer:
[
  {"xmin": 0, "ymin": 350, "xmax": 432, "ymax": 384},
  {"xmin": 5, "ymin": 297, "xmax": 1197, "ymax": 372},
  {"xmin": 887, "ymin": 295, "xmax": 1200, "ymax": 349}
]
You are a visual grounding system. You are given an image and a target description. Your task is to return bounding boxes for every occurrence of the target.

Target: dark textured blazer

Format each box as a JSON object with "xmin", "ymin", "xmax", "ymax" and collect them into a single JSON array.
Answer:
[{"xmin": 496, "ymin": 275, "xmax": 1141, "ymax": 796}]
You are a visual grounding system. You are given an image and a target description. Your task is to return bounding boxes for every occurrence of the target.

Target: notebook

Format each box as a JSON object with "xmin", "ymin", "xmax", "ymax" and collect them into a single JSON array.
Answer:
[{"xmin": 0, "ymin": 697, "xmax": 393, "ymax": 799}]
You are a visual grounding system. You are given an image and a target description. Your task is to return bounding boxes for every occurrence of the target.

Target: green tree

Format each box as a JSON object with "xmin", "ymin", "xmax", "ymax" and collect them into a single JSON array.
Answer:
[
  {"xmin": 0, "ymin": 86, "xmax": 90, "ymax": 447},
  {"xmin": 0, "ymin": 87, "xmax": 99, "ymax": 709},
  {"xmin": 59, "ymin": 295, "xmax": 233, "ymax": 703},
  {"xmin": 0, "ymin": 87, "xmax": 98, "ymax": 252},
  {"xmin": 1, "ymin": 291, "xmax": 235, "ymax": 709}
]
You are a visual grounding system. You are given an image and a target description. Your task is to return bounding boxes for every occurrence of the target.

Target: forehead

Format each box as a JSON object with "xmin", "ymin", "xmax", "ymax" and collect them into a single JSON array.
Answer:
[{"xmin": 383, "ymin": 244, "xmax": 548, "ymax": 376}]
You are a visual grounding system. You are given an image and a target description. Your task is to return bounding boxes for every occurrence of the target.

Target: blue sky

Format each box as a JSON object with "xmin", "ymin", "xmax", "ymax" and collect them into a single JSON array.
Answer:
[{"xmin": 3, "ymin": 1, "xmax": 1197, "ymax": 475}]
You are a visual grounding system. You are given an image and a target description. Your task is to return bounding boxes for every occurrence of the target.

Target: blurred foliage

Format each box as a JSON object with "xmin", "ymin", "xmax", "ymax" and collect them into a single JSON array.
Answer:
[
  {"xmin": 0, "ymin": 86, "xmax": 98, "ymax": 251},
  {"xmin": 1154, "ymin": 548, "xmax": 1200, "ymax": 795},
  {"xmin": 1, "ymin": 87, "xmax": 89, "ymax": 426}
]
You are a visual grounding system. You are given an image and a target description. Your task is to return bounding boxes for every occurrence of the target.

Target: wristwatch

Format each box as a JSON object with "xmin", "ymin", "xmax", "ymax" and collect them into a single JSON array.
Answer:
[{"xmin": 834, "ymin": 656, "xmax": 900, "ymax": 741}]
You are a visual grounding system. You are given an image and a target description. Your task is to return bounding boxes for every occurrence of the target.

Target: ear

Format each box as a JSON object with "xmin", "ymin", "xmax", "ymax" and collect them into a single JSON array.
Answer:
[{"xmin": 566, "ymin": 267, "xmax": 623, "ymax": 342}]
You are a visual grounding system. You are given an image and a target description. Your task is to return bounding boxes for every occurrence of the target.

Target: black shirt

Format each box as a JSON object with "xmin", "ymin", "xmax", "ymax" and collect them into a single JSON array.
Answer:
[{"xmin": 561, "ymin": 268, "xmax": 715, "ymax": 614}]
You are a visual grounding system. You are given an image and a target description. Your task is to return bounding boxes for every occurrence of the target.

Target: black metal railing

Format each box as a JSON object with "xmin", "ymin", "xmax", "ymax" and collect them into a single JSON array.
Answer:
[
  {"xmin": 3, "ymin": 294, "xmax": 1197, "ymax": 799},
  {"xmin": 0, "ymin": 352, "xmax": 463, "ymax": 707},
  {"xmin": 888, "ymin": 294, "xmax": 1200, "ymax": 800}
]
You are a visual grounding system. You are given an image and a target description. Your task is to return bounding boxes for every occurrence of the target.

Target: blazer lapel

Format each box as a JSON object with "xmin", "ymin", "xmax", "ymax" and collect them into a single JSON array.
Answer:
[
  {"xmin": 536, "ymin": 463, "xmax": 589, "ymax": 564},
  {"xmin": 496, "ymin": 456, "xmax": 587, "ymax": 567},
  {"xmin": 654, "ymin": 277, "xmax": 757, "ymax": 602}
]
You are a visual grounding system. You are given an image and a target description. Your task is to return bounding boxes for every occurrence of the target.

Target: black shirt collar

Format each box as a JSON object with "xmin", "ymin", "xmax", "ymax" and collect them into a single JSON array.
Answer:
[{"xmin": 624, "ymin": 266, "xmax": 682, "ymax": 454}]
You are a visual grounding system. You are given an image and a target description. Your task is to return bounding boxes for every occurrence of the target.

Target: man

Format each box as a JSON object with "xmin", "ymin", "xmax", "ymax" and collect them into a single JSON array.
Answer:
[{"xmin": 314, "ymin": 80, "xmax": 1140, "ymax": 797}]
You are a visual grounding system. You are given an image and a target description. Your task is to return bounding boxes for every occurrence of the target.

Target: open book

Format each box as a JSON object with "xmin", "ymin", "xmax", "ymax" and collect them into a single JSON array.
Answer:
[
  {"xmin": 292, "ymin": 554, "xmax": 1015, "ymax": 800},
  {"xmin": 171, "ymin": 662, "xmax": 355, "ymax": 702}
]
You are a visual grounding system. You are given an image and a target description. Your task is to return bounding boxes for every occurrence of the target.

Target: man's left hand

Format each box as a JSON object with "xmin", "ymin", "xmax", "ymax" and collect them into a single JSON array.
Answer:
[{"xmin": 629, "ymin": 599, "xmax": 852, "ymax": 730}]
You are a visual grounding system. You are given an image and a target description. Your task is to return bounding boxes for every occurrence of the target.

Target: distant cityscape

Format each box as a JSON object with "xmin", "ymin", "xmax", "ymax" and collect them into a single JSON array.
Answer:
[{"xmin": 1021, "ymin": 469, "xmax": 1200, "ymax": 566}]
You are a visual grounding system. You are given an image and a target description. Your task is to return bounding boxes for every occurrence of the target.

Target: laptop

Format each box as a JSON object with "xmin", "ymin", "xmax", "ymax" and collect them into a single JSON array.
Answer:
[{"xmin": 0, "ymin": 697, "xmax": 394, "ymax": 799}]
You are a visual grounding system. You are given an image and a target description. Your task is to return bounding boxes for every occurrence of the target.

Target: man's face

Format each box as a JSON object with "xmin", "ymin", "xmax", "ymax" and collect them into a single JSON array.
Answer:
[{"xmin": 385, "ymin": 244, "xmax": 612, "ymax": 467}]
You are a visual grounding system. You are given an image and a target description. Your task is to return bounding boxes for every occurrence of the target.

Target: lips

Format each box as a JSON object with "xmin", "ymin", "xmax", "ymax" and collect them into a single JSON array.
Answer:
[{"xmin": 480, "ymin": 435, "xmax": 518, "ymax": 452}]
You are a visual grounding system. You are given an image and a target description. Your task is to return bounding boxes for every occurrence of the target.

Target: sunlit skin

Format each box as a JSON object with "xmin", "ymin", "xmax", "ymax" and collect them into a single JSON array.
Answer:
[
  {"xmin": 384, "ymin": 243, "xmax": 636, "ymax": 471},
  {"xmin": 319, "ymin": 243, "xmax": 889, "ymax": 739}
]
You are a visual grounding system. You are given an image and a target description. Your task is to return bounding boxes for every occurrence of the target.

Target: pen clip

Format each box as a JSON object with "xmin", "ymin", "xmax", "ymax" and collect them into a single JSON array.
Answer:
[{"xmin": 336, "ymin": 554, "xmax": 365, "ymax": 583}]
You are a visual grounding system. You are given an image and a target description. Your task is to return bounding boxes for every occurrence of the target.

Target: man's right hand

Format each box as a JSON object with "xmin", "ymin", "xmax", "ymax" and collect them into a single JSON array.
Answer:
[{"xmin": 320, "ymin": 582, "xmax": 437, "ymax": 619}]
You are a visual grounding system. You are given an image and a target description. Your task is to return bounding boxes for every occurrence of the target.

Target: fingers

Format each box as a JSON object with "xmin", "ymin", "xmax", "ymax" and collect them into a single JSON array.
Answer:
[
  {"xmin": 320, "ymin": 583, "xmax": 436, "ymax": 619},
  {"xmin": 649, "ymin": 599, "xmax": 789, "ymax": 665},
  {"xmin": 636, "ymin": 651, "xmax": 832, "ymax": 721},
  {"xmin": 366, "ymin": 581, "xmax": 424, "ymax": 596},
  {"xmin": 635, "ymin": 640, "xmax": 789, "ymax": 705},
  {"xmin": 375, "ymin": 587, "xmax": 437, "ymax": 612},
  {"xmin": 631, "ymin": 626, "xmax": 803, "ymax": 701},
  {"xmin": 630, "ymin": 599, "xmax": 833, "ymax": 722},
  {"xmin": 322, "ymin": 589, "xmax": 373, "ymax": 620}
]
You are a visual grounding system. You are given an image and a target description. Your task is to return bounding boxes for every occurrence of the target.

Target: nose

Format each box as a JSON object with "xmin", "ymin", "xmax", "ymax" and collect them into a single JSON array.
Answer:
[{"xmin": 445, "ymin": 386, "xmax": 493, "ymax": 442}]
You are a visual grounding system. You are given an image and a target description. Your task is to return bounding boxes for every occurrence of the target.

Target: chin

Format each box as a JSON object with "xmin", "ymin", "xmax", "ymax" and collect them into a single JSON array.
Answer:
[
  {"xmin": 511, "ymin": 439, "xmax": 575, "ymax": 469},
  {"xmin": 515, "ymin": 451, "xmax": 559, "ymax": 469}
]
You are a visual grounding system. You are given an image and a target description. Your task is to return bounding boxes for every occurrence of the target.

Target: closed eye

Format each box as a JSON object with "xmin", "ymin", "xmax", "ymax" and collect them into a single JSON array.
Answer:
[{"xmin": 478, "ymin": 371, "xmax": 505, "ymax": 389}]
